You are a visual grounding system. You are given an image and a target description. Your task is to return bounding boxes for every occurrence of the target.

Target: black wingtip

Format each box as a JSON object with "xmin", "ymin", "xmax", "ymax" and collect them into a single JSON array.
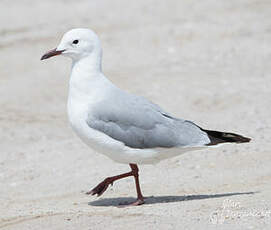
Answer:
[{"xmin": 203, "ymin": 129, "xmax": 251, "ymax": 146}]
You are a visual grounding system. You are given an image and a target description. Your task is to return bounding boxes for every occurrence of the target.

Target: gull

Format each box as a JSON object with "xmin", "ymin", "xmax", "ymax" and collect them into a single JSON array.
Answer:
[{"xmin": 41, "ymin": 28, "xmax": 251, "ymax": 206}]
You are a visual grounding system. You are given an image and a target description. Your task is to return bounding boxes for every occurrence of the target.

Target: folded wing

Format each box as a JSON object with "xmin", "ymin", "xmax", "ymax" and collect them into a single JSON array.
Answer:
[{"xmin": 86, "ymin": 90, "xmax": 210, "ymax": 149}]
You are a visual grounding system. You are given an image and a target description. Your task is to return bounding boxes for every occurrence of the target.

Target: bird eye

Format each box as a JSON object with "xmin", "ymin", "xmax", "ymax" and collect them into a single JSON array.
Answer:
[{"xmin": 72, "ymin": 40, "xmax": 79, "ymax": 44}]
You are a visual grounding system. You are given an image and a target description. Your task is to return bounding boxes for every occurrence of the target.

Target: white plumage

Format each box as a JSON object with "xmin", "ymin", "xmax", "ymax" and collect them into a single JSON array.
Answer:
[
  {"xmin": 41, "ymin": 28, "xmax": 250, "ymax": 205},
  {"xmin": 58, "ymin": 28, "xmax": 210, "ymax": 164}
]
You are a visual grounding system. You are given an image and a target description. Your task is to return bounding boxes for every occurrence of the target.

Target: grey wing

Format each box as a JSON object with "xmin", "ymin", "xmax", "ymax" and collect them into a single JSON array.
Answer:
[{"xmin": 87, "ymin": 92, "xmax": 210, "ymax": 149}]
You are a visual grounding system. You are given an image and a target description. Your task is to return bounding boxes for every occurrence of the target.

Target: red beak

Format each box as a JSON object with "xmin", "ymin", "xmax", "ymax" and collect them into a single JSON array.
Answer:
[{"xmin": 41, "ymin": 48, "xmax": 64, "ymax": 60}]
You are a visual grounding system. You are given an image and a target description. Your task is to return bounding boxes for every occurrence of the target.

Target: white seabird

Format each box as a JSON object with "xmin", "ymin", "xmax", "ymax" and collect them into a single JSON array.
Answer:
[{"xmin": 41, "ymin": 28, "xmax": 250, "ymax": 206}]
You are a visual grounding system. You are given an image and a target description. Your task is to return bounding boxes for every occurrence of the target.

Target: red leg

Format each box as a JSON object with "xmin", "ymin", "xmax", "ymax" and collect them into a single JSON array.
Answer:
[
  {"xmin": 128, "ymin": 164, "xmax": 144, "ymax": 205},
  {"xmin": 86, "ymin": 171, "xmax": 134, "ymax": 196},
  {"xmin": 86, "ymin": 164, "xmax": 145, "ymax": 206}
]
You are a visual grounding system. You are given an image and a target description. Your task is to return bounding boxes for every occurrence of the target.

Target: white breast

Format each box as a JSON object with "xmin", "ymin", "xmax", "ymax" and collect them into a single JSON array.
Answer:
[{"xmin": 67, "ymin": 75, "xmax": 133, "ymax": 162}]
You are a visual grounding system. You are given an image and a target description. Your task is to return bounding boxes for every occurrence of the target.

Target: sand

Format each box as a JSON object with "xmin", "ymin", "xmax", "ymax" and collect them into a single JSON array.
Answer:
[{"xmin": 1, "ymin": 0, "xmax": 271, "ymax": 229}]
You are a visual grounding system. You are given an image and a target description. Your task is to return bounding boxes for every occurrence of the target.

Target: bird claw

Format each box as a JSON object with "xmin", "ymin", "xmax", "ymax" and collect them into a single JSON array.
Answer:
[{"xmin": 86, "ymin": 178, "xmax": 113, "ymax": 196}]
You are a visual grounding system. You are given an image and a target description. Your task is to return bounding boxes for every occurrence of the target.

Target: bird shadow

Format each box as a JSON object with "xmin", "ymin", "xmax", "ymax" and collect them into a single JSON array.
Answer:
[{"xmin": 88, "ymin": 191, "xmax": 256, "ymax": 207}]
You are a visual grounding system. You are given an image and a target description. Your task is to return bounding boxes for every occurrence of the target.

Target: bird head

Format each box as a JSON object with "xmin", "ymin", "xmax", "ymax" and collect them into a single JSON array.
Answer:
[{"xmin": 41, "ymin": 28, "xmax": 101, "ymax": 61}]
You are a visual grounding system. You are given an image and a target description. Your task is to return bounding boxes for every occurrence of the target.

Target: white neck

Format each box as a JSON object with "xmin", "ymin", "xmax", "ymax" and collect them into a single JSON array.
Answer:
[
  {"xmin": 68, "ymin": 47, "xmax": 114, "ymax": 106},
  {"xmin": 72, "ymin": 47, "xmax": 102, "ymax": 74},
  {"xmin": 69, "ymin": 48, "xmax": 103, "ymax": 90}
]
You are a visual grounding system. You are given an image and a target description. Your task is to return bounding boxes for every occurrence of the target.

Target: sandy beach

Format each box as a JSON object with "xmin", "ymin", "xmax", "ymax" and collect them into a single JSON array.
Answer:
[{"xmin": 1, "ymin": 0, "xmax": 271, "ymax": 229}]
